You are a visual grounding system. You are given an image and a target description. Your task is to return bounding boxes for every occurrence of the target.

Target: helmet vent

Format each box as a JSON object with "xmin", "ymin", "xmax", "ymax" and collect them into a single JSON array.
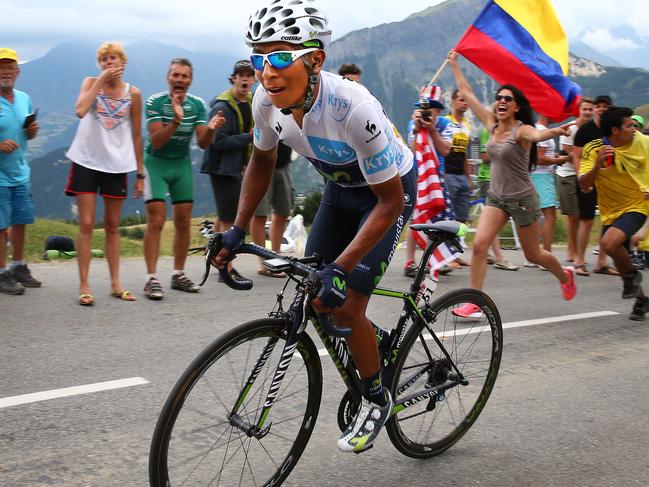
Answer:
[
  {"xmin": 279, "ymin": 18, "xmax": 296, "ymax": 28},
  {"xmin": 253, "ymin": 22, "xmax": 261, "ymax": 37},
  {"xmin": 261, "ymin": 28, "xmax": 276, "ymax": 39},
  {"xmin": 258, "ymin": 8, "xmax": 268, "ymax": 18},
  {"xmin": 263, "ymin": 17, "xmax": 277, "ymax": 29},
  {"xmin": 304, "ymin": 7, "xmax": 318, "ymax": 14},
  {"xmin": 309, "ymin": 18, "xmax": 324, "ymax": 29},
  {"xmin": 280, "ymin": 8, "xmax": 293, "ymax": 17},
  {"xmin": 270, "ymin": 5, "xmax": 282, "ymax": 13},
  {"xmin": 285, "ymin": 26, "xmax": 300, "ymax": 35}
]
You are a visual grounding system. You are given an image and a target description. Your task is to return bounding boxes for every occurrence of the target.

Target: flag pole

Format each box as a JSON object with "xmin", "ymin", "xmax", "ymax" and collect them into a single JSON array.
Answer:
[{"xmin": 428, "ymin": 58, "xmax": 449, "ymax": 85}]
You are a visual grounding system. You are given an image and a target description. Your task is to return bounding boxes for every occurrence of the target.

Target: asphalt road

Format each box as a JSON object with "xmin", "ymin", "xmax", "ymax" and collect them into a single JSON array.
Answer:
[{"xmin": 1, "ymin": 246, "xmax": 648, "ymax": 487}]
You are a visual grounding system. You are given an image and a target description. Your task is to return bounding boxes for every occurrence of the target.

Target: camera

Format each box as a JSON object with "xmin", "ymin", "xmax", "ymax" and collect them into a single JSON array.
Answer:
[{"xmin": 421, "ymin": 110, "xmax": 432, "ymax": 122}]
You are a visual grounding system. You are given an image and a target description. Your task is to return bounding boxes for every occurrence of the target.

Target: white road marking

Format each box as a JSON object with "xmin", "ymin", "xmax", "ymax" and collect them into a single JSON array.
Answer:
[
  {"xmin": 317, "ymin": 310, "xmax": 619, "ymax": 356},
  {"xmin": 0, "ymin": 312, "xmax": 621, "ymax": 406},
  {"xmin": 0, "ymin": 377, "xmax": 149, "ymax": 409}
]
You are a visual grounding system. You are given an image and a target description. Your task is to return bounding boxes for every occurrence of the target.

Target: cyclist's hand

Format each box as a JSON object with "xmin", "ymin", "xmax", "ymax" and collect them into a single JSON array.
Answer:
[
  {"xmin": 312, "ymin": 263, "xmax": 349, "ymax": 309},
  {"xmin": 211, "ymin": 226, "xmax": 245, "ymax": 269}
]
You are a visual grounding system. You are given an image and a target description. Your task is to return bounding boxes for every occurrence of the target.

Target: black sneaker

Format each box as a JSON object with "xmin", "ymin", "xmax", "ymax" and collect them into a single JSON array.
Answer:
[
  {"xmin": 0, "ymin": 270, "xmax": 25, "ymax": 295},
  {"xmin": 629, "ymin": 296, "xmax": 649, "ymax": 321},
  {"xmin": 11, "ymin": 264, "xmax": 41, "ymax": 287},
  {"xmin": 403, "ymin": 261, "xmax": 417, "ymax": 278},
  {"xmin": 622, "ymin": 271, "xmax": 643, "ymax": 299},
  {"xmin": 229, "ymin": 268, "xmax": 247, "ymax": 282},
  {"xmin": 170, "ymin": 273, "xmax": 200, "ymax": 293},
  {"xmin": 630, "ymin": 251, "xmax": 646, "ymax": 270},
  {"xmin": 337, "ymin": 390, "xmax": 392, "ymax": 453},
  {"xmin": 144, "ymin": 277, "xmax": 164, "ymax": 300}
]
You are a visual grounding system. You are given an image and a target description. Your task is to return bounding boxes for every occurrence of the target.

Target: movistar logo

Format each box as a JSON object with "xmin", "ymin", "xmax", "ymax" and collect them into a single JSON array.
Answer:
[{"xmin": 333, "ymin": 276, "xmax": 346, "ymax": 291}]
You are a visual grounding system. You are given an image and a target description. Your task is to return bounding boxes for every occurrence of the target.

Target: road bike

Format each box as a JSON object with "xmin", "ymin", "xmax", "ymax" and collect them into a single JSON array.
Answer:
[{"xmin": 149, "ymin": 220, "xmax": 503, "ymax": 486}]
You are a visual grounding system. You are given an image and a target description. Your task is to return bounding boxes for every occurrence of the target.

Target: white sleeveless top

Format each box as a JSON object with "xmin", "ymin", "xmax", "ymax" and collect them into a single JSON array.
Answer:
[{"xmin": 67, "ymin": 83, "xmax": 137, "ymax": 173}]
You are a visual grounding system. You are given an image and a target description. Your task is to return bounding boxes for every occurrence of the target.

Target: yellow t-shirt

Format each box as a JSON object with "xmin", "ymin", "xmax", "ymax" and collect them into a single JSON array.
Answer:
[{"xmin": 579, "ymin": 135, "xmax": 649, "ymax": 225}]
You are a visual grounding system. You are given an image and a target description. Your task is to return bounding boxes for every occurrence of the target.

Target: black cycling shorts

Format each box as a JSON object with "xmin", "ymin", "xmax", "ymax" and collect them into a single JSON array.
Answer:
[{"xmin": 305, "ymin": 167, "xmax": 416, "ymax": 296}]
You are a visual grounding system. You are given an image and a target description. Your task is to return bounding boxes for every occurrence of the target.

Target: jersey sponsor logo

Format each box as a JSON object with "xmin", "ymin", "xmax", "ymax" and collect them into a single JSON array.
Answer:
[
  {"xmin": 310, "ymin": 97, "xmax": 323, "ymax": 115},
  {"xmin": 281, "ymin": 35, "xmax": 301, "ymax": 41},
  {"xmin": 363, "ymin": 139, "xmax": 402, "ymax": 175},
  {"xmin": 306, "ymin": 157, "xmax": 366, "ymax": 186},
  {"xmin": 307, "ymin": 136, "xmax": 356, "ymax": 164},
  {"xmin": 275, "ymin": 122, "xmax": 283, "ymax": 135},
  {"xmin": 254, "ymin": 126, "xmax": 261, "ymax": 141},
  {"xmin": 327, "ymin": 93, "xmax": 352, "ymax": 122},
  {"xmin": 309, "ymin": 30, "xmax": 332, "ymax": 38},
  {"xmin": 364, "ymin": 120, "xmax": 382, "ymax": 143}
]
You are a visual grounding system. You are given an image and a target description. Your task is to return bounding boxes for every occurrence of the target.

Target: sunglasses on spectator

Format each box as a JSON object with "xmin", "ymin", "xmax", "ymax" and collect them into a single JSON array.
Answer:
[
  {"xmin": 250, "ymin": 48, "xmax": 318, "ymax": 71},
  {"xmin": 495, "ymin": 94, "xmax": 515, "ymax": 102}
]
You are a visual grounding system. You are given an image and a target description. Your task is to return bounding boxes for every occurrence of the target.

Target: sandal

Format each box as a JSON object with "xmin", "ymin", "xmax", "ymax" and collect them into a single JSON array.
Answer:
[
  {"xmin": 257, "ymin": 269, "xmax": 287, "ymax": 278},
  {"xmin": 111, "ymin": 290, "xmax": 137, "ymax": 301},
  {"xmin": 593, "ymin": 265, "xmax": 620, "ymax": 276},
  {"xmin": 574, "ymin": 264, "xmax": 590, "ymax": 276},
  {"xmin": 79, "ymin": 293, "xmax": 95, "ymax": 306}
]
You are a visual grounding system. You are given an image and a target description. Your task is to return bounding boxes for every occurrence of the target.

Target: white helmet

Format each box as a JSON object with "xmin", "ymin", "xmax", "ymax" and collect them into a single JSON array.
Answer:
[{"xmin": 245, "ymin": 0, "xmax": 331, "ymax": 48}]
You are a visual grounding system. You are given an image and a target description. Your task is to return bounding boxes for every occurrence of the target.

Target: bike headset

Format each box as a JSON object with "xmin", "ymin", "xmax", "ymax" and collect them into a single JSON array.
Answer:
[{"xmin": 245, "ymin": 0, "xmax": 331, "ymax": 114}]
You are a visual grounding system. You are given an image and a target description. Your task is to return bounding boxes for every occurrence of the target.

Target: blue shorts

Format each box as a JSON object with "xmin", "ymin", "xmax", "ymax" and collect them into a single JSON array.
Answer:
[
  {"xmin": 0, "ymin": 182, "xmax": 35, "ymax": 230},
  {"xmin": 305, "ymin": 167, "xmax": 416, "ymax": 296},
  {"xmin": 445, "ymin": 174, "xmax": 471, "ymax": 222},
  {"xmin": 603, "ymin": 212, "xmax": 647, "ymax": 251},
  {"xmin": 530, "ymin": 173, "xmax": 558, "ymax": 209}
]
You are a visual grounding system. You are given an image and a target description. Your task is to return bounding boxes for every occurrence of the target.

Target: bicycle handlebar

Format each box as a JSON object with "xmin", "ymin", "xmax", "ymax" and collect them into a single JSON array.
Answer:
[{"xmin": 201, "ymin": 233, "xmax": 352, "ymax": 337}]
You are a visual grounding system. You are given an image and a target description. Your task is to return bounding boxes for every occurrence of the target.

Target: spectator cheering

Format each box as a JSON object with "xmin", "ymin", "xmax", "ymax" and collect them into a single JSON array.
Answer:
[
  {"xmin": 142, "ymin": 58, "xmax": 224, "ymax": 300},
  {"xmin": 65, "ymin": 42, "xmax": 144, "ymax": 305},
  {"xmin": 201, "ymin": 60, "xmax": 256, "ymax": 282},
  {"xmin": 0, "ymin": 48, "xmax": 41, "ymax": 295}
]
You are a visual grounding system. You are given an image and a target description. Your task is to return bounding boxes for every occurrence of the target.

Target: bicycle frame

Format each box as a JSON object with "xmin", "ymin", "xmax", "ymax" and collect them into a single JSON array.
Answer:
[{"xmin": 226, "ymin": 231, "xmax": 469, "ymax": 436}]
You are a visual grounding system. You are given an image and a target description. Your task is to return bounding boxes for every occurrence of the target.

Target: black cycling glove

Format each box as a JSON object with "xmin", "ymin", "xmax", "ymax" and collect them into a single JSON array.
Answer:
[
  {"xmin": 221, "ymin": 225, "xmax": 246, "ymax": 251},
  {"xmin": 315, "ymin": 263, "xmax": 349, "ymax": 308}
]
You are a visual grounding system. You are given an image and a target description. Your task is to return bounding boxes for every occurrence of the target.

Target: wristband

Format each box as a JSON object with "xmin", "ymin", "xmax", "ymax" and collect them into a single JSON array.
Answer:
[{"xmin": 136, "ymin": 173, "xmax": 146, "ymax": 180}]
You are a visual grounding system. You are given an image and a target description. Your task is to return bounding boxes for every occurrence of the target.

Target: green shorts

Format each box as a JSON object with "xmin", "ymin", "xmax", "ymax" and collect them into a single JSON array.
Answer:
[
  {"xmin": 486, "ymin": 190, "xmax": 541, "ymax": 227},
  {"xmin": 254, "ymin": 165, "xmax": 293, "ymax": 217},
  {"xmin": 144, "ymin": 153, "xmax": 193, "ymax": 204}
]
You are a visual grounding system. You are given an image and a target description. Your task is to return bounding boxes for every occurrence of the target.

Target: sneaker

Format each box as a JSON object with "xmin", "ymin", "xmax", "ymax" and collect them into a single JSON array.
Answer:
[
  {"xmin": 523, "ymin": 261, "xmax": 538, "ymax": 268},
  {"xmin": 561, "ymin": 266, "xmax": 577, "ymax": 301},
  {"xmin": 229, "ymin": 268, "xmax": 247, "ymax": 282},
  {"xmin": 592, "ymin": 246, "xmax": 600, "ymax": 255},
  {"xmin": 404, "ymin": 261, "xmax": 418, "ymax": 278},
  {"xmin": 171, "ymin": 272, "xmax": 200, "ymax": 293},
  {"xmin": 11, "ymin": 264, "xmax": 41, "ymax": 287},
  {"xmin": 622, "ymin": 270, "xmax": 642, "ymax": 299},
  {"xmin": 0, "ymin": 270, "xmax": 25, "ymax": 295},
  {"xmin": 486, "ymin": 253, "xmax": 496, "ymax": 265},
  {"xmin": 630, "ymin": 251, "xmax": 646, "ymax": 270},
  {"xmin": 144, "ymin": 277, "xmax": 164, "ymax": 300},
  {"xmin": 452, "ymin": 302, "xmax": 483, "ymax": 319},
  {"xmin": 493, "ymin": 259, "xmax": 519, "ymax": 271},
  {"xmin": 337, "ymin": 391, "xmax": 392, "ymax": 453},
  {"xmin": 629, "ymin": 296, "xmax": 649, "ymax": 321}
]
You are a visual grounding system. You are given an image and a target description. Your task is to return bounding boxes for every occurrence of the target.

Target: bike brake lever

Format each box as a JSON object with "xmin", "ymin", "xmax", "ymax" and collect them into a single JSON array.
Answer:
[
  {"xmin": 307, "ymin": 273, "xmax": 352, "ymax": 337},
  {"xmin": 200, "ymin": 233, "xmax": 254, "ymax": 290}
]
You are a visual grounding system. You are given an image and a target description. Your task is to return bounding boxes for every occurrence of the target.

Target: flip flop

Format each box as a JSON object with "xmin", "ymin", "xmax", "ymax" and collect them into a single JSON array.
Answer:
[
  {"xmin": 257, "ymin": 269, "xmax": 287, "ymax": 278},
  {"xmin": 111, "ymin": 290, "xmax": 137, "ymax": 301},
  {"xmin": 574, "ymin": 264, "xmax": 590, "ymax": 276},
  {"xmin": 79, "ymin": 293, "xmax": 95, "ymax": 306},
  {"xmin": 593, "ymin": 265, "xmax": 620, "ymax": 276}
]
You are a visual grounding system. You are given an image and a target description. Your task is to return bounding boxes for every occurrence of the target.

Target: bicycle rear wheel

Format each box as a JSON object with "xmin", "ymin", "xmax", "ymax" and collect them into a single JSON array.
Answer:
[
  {"xmin": 149, "ymin": 319, "xmax": 323, "ymax": 486},
  {"xmin": 386, "ymin": 288, "xmax": 502, "ymax": 458}
]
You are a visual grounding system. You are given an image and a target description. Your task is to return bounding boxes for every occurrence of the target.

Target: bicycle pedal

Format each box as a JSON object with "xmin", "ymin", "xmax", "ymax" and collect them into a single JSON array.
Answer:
[{"xmin": 353, "ymin": 444, "xmax": 374, "ymax": 455}]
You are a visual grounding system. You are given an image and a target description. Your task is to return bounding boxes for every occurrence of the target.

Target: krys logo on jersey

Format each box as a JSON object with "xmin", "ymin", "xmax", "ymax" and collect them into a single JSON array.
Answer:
[
  {"xmin": 363, "ymin": 137, "xmax": 404, "ymax": 175},
  {"xmin": 307, "ymin": 136, "xmax": 356, "ymax": 164},
  {"xmin": 327, "ymin": 93, "xmax": 352, "ymax": 122}
]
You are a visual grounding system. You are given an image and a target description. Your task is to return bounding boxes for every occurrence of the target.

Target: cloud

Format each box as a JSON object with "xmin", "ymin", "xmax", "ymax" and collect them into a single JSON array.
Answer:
[{"xmin": 581, "ymin": 27, "xmax": 642, "ymax": 52}]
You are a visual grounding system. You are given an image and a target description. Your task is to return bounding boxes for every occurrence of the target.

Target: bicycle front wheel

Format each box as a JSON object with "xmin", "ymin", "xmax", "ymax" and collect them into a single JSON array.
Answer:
[
  {"xmin": 386, "ymin": 288, "xmax": 503, "ymax": 458},
  {"xmin": 150, "ymin": 318, "xmax": 323, "ymax": 487}
]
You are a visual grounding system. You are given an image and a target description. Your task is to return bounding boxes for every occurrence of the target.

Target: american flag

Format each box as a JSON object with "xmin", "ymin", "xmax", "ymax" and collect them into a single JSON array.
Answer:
[{"xmin": 411, "ymin": 127, "xmax": 461, "ymax": 275}]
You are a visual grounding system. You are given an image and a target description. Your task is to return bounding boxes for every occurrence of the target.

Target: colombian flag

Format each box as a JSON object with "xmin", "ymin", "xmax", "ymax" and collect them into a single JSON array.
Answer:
[{"xmin": 455, "ymin": 0, "xmax": 581, "ymax": 121}]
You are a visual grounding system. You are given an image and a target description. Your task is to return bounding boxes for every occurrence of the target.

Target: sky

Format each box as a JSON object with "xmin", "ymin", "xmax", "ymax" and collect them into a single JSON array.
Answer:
[{"xmin": 2, "ymin": 0, "xmax": 648, "ymax": 64}]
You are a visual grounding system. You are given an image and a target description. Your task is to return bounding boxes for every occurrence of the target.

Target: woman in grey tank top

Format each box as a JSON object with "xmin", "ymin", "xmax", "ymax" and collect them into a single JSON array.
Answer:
[{"xmin": 448, "ymin": 51, "xmax": 577, "ymax": 317}]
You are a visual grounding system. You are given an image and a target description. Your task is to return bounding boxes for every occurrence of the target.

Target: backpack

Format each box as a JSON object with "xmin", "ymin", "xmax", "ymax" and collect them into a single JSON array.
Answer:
[{"xmin": 44, "ymin": 235, "xmax": 75, "ymax": 253}]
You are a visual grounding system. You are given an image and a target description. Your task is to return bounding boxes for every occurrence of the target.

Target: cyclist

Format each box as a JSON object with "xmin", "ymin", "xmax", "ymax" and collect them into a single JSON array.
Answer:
[{"xmin": 213, "ymin": 0, "xmax": 417, "ymax": 453}]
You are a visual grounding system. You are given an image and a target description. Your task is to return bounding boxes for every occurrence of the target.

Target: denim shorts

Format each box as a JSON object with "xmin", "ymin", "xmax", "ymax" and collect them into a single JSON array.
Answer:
[
  {"xmin": 0, "ymin": 182, "xmax": 35, "ymax": 230},
  {"xmin": 445, "ymin": 173, "xmax": 471, "ymax": 222},
  {"xmin": 530, "ymin": 173, "xmax": 558, "ymax": 209}
]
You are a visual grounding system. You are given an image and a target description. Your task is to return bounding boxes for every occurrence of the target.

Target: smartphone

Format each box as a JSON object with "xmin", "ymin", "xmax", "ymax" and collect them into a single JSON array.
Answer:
[{"xmin": 23, "ymin": 108, "xmax": 39, "ymax": 129}]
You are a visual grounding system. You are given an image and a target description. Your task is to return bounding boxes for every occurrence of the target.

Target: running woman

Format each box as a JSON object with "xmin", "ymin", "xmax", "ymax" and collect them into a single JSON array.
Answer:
[
  {"xmin": 447, "ymin": 51, "xmax": 577, "ymax": 318},
  {"xmin": 214, "ymin": 0, "xmax": 417, "ymax": 453}
]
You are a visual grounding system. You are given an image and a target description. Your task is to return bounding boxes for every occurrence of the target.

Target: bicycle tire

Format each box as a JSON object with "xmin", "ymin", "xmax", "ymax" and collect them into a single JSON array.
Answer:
[
  {"xmin": 149, "ymin": 318, "xmax": 323, "ymax": 487},
  {"xmin": 386, "ymin": 288, "xmax": 503, "ymax": 458}
]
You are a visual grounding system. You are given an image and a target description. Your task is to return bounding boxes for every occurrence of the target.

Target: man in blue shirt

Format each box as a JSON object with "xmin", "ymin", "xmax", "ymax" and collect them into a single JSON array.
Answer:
[{"xmin": 0, "ymin": 48, "xmax": 40, "ymax": 294}]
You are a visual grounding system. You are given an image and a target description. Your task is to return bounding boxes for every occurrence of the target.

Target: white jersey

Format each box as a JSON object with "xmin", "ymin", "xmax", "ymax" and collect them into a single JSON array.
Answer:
[
  {"xmin": 532, "ymin": 123, "xmax": 555, "ymax": 175},
  {"xmin": 557, "ymin": 124, "xmax": 577, "ymax": 177},
  {"xmin": 253, "ymin": 71, "xmax": 413, "ymax": 187}
]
